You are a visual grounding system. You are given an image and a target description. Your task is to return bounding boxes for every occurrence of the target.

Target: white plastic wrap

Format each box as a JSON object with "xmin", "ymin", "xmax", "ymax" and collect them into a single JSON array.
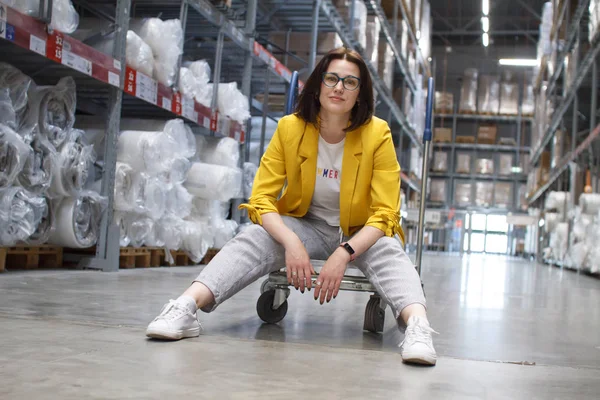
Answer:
[
  {"xmin": 136, "ymin": 18, "xmax": 184, "ymax": 87},
  {"xmin": 185, "ymin": 163, "xmax": 243, "ymax": 202},
  {"xmin": 545, "ymin": 191, "xmax": 569, "ymax": 213},
  {"xmin": 126, "ymin": 215, "xmax": 154, "ymax": 247},
  {"xmin": 113, "ymin": 162, "xmax": 138, "ymax": 212},
  {"xmin": 184, "ymin": 60, "xmax": 212, "ymax": 84},
  {"xmin": 133, "ymin": 174, "xmax": 167, "ymax": 219},
  {"xmin": 590, "ymin": 0, "xmax": 600, "ymax": 42},
  {"xmin": 117, "ymin": 130, "xmax": 175, "ymax": 176},
  {"xmin": 0, "ymin": 63, "xmax": 33, "ymax": 125},
  {"xmin": 50, "ymin": 0, "xmax": 79, "ymax": 33},
  {"xmin": 163, "ymin": 119, "xmax": 196, "ymax": 159},
  {"xmin": 579, "ymin": 193, "xmax": 600, "ymax": 215},
  {"xmin": 49, "ymin": 141, "xmax": 96, "ymax": 197},
  {"xmin": 27, "ymin": 196, "xmax": 53, "ymax": 245},
  {"xmin": 243, "ymin": 162, "xmax": 258, "ymax": 199},
  {"xmin": 521, "ymin": 84, "xmax": 535, "ymax": 115},
  {"xmin": 0, "ymin": 187, "xmax": 47, "ymax": 245},
  {"xmin": 459, "ymin": 68, "xmax": 478, "ymax": 113},
  {"xmin": 48, "ymin": 191, "xmax": 108, "ymax": 248},
  {"xmin": 190, "ymin": 197, "xmax": 229, "ymax": 220},
  {"xmin": 16, "ymin": 136, "xmax": 56, "ymax": 194},
  {"xmin": 0, "ymin": 124, "xmax": 31, "ymax": 188},
  {"xmin": 212, "ymin": 219, "xmax": 238, "ymax": 249},
  {"xmin": 165, "ymin": 183, "xmax": 193, "ymax": 218},
  {"xmin": 178, "ymin": 67, "xmax": 201, "ymax": 99},
  {"xmin": 20, "ymin": 77, "xmax": 76, "ymax": 147},
  {"xmin": 217, "ymin": 83, "xmax": 250, "ymax": 124},
  {"xmin": 181, "ymin": 220, "xmax": 214, "ymax": 263},
  {"xmin": 162, "ymin": 157, "xmax": 191, "ymax": 185},
  {"xmin": 548, "ymin": 222, "xmax": 568, "ymax": 261},
  {"xmin": 198, "ymin": 136, "xmax": 240, "ymax": 168},
  {"xmin": 0, "ymin": 89, "xmax": 17, "ymax": 129},
  {"xmin": 544, "ymin": 212, "xmax": 560, "ymax": 234},
  {"xmin": 156, "ymin": 214, "xmax": 184, "ymax": 251},
  {"xmin": 126, "ymin": 30, "xmax": 154, "ymax": 77},
  {"xmin": 335, "ymin": 0, "xmax": 367, "ymax": 49},
  {"xmin": 475, "ymin": 182, "xmax": 494, "ymax": 207},
  {"xmin": 144, "ymin": 219, "xmax": 164, "ymax": 248},
  {"xmin": 113, "ymin": 211, "xmax": 131, "ymax": 247}
]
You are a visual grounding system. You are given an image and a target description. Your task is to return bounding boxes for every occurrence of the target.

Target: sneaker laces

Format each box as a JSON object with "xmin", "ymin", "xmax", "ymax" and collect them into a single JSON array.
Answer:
[
  {"xmin": 400, "ymin": 319, "xmax": 439, "ymax": 348},
  {"xmin": 154, "ymin": 300, "xmax": 190, "ymax": 322}
]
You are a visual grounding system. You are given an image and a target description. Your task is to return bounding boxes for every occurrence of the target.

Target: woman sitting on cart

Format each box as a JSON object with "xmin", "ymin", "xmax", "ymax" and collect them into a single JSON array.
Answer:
[{"xmin": 146, "ymin": 47, "xmax": 438, "ymax": 366}]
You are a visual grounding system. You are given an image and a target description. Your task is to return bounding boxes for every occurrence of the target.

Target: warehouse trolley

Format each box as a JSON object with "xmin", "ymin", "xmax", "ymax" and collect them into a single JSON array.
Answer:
[{"xmin": 256, "ymin": 72, "xmax": 435, "ymax": 333}]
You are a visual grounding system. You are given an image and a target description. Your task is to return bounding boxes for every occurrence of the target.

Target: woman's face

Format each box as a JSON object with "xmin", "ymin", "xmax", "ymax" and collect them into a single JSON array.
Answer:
[{"xmin": 318, "ymin": 59, "xmax": 361, "ymax": 117}]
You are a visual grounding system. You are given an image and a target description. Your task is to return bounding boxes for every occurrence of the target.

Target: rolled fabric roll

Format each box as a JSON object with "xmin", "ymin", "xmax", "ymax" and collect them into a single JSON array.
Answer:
[
  {"xmin": 125, "ymin": 214, "xmax": 154, "ymax": 248},
  {"xmin": 144, "ymin": 218, "xmax": 164, "ymax": 247},
  {"xmin": 0, "ymin": 88, "xmax": 17, "ymax": 129},
  {"xmin": 156, "ymin": 214, "xmax": 184, "ymax": 251},
  {"xmin": 163, "ymin": 119, "xmax": 196, "ymax": 159},
  {"xmin": 117, "ymin": 130, "xmax": 173, "ymax": 176},
  {"xmin": 20, "ymin": 77, "xmax": 76, "ymax": 147},
  {"xmin": 113, "ymin": 211, "xmax": 131, "ymax": 247},
  {"xmin": 126, "ymin": 30, "xmax": 154, "ymax": 77},
  {"xmin": 0, "ymin": 123, "xmax": 31, "ymax": 188},
  {"xmin": 181, "ymin": 219, "xmax": 214, "ymax": 264},
  {"xmin": 0, "ymin": 62, "xmax": 33, "ymax": 118},
  {"xmin": 212, "ymin": 218, "xmax": 239, "ymax": 249},
  {"xmin": 49, "ymin": 141, "xmax": 96, "ymax": 197},
  {"xmin": 184, "ymin": 162, "xmax": 243, "ymax": 202},
  {"xmin": 27, "ymin": 196, "xmax": 53, "ymax": 245},
  {"xmin": 579, "ymin": 193, "xmax": 600, "ymax": 215},
  {"xmin": 16, "ymin": 136, "xmax": 56, "ymax": 194},
  {"xmin": 133, "ymin": 174, "xmax": 167, "ymax": 220},
  {"xmin": 48, "ymin": 191, "xmax": 108, "ymax": 248},
  {"xmin": 198, "ymin": 136, "xmax": 240, "ymax": 168},
  {"xmin": 165, "ymin": 183, "xmax": 193, "ymax": 218},
  {"xmin": 113, "ymin": 162, "xmax": 138, "ymax": 212},
  {"xmin": 0, "ymin": 187, "xmax": 47, "ymax": 246},
  {"xmin": 544, "ymin": 191, "xmax": 569, "ymax": 213}
]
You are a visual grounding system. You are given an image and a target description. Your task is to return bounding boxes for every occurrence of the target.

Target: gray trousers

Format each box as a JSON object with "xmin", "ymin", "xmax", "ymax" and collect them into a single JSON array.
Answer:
[{"xmin": 194, "ymin": 216, "xmax": 426, "ymax": 321}]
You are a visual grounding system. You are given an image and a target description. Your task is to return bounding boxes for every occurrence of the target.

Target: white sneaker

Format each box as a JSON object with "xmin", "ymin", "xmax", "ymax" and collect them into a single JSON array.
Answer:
[
  {"xmin": 399, "ymin": 316, "xmax": 438, "ymax": 365},
  {"xmin": 146, "ymin": 296, "xmax": 201, "ymax": 340}
]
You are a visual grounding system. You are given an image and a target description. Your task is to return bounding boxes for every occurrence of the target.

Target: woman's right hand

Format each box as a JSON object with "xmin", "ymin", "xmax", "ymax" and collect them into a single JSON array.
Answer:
[{"xmin": 285, "ymin": 239, "xmax": 315, "ymax": 293}]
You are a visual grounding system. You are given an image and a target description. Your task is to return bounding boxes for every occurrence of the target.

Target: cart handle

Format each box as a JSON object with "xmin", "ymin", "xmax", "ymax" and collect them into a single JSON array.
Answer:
[{"xmin": 423, "ymin": 77, "xmax": 434, "ymax": 143}]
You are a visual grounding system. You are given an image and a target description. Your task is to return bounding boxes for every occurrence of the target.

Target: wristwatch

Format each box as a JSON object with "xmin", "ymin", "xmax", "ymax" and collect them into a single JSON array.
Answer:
[{"xmin": 339, "ymin": 242, "xmax": 356, "ymax": 261}]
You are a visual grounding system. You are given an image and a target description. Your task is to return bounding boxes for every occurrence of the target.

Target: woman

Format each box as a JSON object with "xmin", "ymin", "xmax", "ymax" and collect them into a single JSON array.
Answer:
[{"xmin": 146, "ymin": 47, "xmax": 438, "ymax": 366}]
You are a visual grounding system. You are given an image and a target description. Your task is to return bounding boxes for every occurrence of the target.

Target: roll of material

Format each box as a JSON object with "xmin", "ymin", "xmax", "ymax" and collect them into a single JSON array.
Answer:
[
  {"xmin": 190, "ymin": 197, "xmax": 229, "ymax": 220},
  {"xmin": 27, "ymin": 196, "xmax": 53, "ymax": 245},
  {"xmin": 163, "ymin": 119, "xmax": 196, "ymax": 159},
  {"xmin": 19, "ymin": 77, "xmax": 76, "ymax": 147},
  {"xmin": 545, "ymin": 212, "xmax": 560, "ymax": 234},
  {"xmin": 549, "ymin": 222, "xmax": 569, "ymax": 261},
  {"xmin": 183, "ymin": 60, "xmax": 211, "ymax": 85},
  {"xmin": 144, "ymin": 218, "xmax": 164, "ymax": 247},
  {"xmin": 184, "ymin": 162, "xmax": 243, "ymax": 202},
  {"xmin": 165, "ymin": 183, "xmax": 193, "ymax": 218},
  {"xmin": 0, "ymin": 62, "xmax": 33, "ymax": 118},
  {"xmin": 126, "ymin": 214, "xmax": 154, "ymax": 247},
  {"xmin": 133, "ymin": 174, "xmax": 167, "ymax": 219},
  {"xmin": 181, "ymin": 220, "xmax": 213, "ymax": 263},
  {"xmin": 198, "ymin": 136, "xmax": 240, "ymax": 168},
  {"xmin": 0, "ymin": 88, "xmax": 17, "ymax": 129},
  {"xmin": 545, "ymin": 191, "xmax": 569, "ymax": 213},
  {"xmin": 579, "ymin": 193, "xmax": 600, "ymax": 215},
  {"xmin": 117, "ymin": 130, "xmax": 173, "ymax": 176},
  {"xmin": 16, "ymin": 136, "xmax": 56, "ymax": 194},
  {"xmin": 48, "ymin": 191, "xmax": 108, "ymax": 248},
  {"xmin": 156, "ymin": 214, "xmax": 184, "ymax": 251},
  {"xmin": 243, "ymin": 162, "xmax": 258, "ymax": 199},
  {"xmin": 0, "ymin": 123, "xmax": 31, "ymax": 188},
  {"xmin": 113, "ymin": 162, "xmax": 138, "ymax": 212},
  {"xmin": 212, "ymin": 218, "xmax": 238, "ymax": 249},
  {"xmin": 49, "ymin": 141, "xmax": 96, "ymax": 197},
  {"xmin": 126, "ymin": 30, "xmax": 154, "ymax": 77},
  {"xmin": 8, "ymin": 0, "xmax": 79, "ymax": 33},
  {"xmin": 113, "ymin": 211, "xmax": 131, "ymax": 247},
  {"xmin": 0, "ymin": 187, "xmax": 47, "ymax": 246}
]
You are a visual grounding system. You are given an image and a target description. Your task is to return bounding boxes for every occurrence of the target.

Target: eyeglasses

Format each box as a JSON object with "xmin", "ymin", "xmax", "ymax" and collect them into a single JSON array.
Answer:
[{"xmin": 321, "ymin": 72, "xmax": 361, "ymax": 91}]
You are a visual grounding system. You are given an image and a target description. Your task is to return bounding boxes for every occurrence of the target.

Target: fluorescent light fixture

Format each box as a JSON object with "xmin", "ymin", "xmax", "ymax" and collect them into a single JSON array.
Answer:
[
  {"xmin": 482, "ymin": 0, "xmax": 489, "ymax": 15},
  {"xmin": 511, "ymin": 166, "xmax": 523, "ymax": 174},
  {"xmin": 481, "ymin": 16, "xmax": 489, "ymax": 32},
  {"xmin": 416, "ymin": 30, "xmax": 421, "ymax": 40},
  {"xmin": 482, "ymin": 32, "xmax": 489, "ymax": 47},
  {"xmin": 499, "ymin": 58, "xmax": 538, "ymax": 66}
]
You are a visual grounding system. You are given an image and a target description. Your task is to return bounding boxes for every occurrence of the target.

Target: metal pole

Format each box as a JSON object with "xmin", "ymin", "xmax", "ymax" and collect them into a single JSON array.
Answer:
[
  {"xmin": 173, "ymin": 0, "xmax": 188, "ymax": 90},
  {"xmin": 416, "ymin": 77, "xmax": 434, "ymax": 273},
  {"xmin": 309, "ymin": 0, "xmax": 321, "ymax": 72},
  {"xmin": 211, "ymin": 30, "xmax": 225, "ymax": 133},
  {"xmin": 259, "ymin": 66, "xmax": 271, "ymax": 160},
  {"xmin": 349, "ymin": 0, "xmax": 356, "ymax": 43}
]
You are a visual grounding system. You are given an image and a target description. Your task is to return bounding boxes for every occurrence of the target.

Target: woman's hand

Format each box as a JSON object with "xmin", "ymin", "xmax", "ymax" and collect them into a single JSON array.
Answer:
[
  {"xmin": 285, "ymin": 239, "xmax": 315, "ymax": 293},
  {"xmin": 314, "ymin": 248, "xmax": 351, "ymax": 304}
]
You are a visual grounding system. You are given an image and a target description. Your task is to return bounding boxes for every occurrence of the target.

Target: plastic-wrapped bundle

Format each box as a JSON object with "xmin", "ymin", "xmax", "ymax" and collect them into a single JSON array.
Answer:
[
  {"xmin": 334, "ymin": 0, "xmax": 367, "ymax": 49},
  {"xmin": 544, "ymin": 212, "xmax": 560, "ymax": 234},
  {"xmin": 521, "ymin": 84, "xmax": 535, "ymax": 116},
  {"xmin": 126, "ymin": 215, "xmax": 154, "ymax": 247},
  {"xmin": 365, "ymin": 16, "xmax": 380, "ymax": 67},
  {"xmin": 212, "ymin": 218, "xmax": 238, "ymax": 249},
  {"xmin": 475, "ymin": 182, "xmax": 494, "ymax": 207},
  {"xmin": 217, "ymin": 82, "xmax": 250, "ymax": 124},
  {"xmin": 113, "ymin": 162, "xmax": 137, "ymax": 212},
  {"xmin": 184, "ymin": 162, "xmax": 243, "ymax": 202},
  {"xmin": 126, "ymin": 31, "xmax": 154, "ymax": 77},
  {"xmin": 459, "ymin": 69, "xmax": 478, "ymax": 113},
  {"xmin": 181, "ymin": 220, "xmax": 214, "ymax": 263},
  {"xmin": 0, "ymin": 89, "xmax": 17, "ymax": 129},
  {"xmin": 477, "ymin": 75, "xmax": 500, "ymax": 114},
  {"xmin": 50, "ymin": 0, "xmax": 79, "ymax": 33},
  {"xmin": 144, "ymin": 219, "xmax": 164, "ymax": 247},
  {"xmin": 161, "ymin": 157, "xmax": 191, "ymax": 185},
  {"xmin": 456, "ymin": 153, "xmax": 471, "ymax": 174},
  {"xmin": 117, "ymin": 130, "xmax": 175, "ymax": 176},
  {"xmin": 163, "ymin": 119, "xmax": 196, "ymax": 159},
  {"xmin": 20, "ymin": 77, "xmax": 76, "ymax": 147},
  {"xmin": 133, "ymin": 174, "xmax": 167, "ymax": 220},
  {"xmin": 0, "ymin": 124, "xmax": 31, "ymax": 188},
  {"xmin": 178, "ymin": 67, "xmax": 201, "ymax": 99},
  {"xmin": 136, "ymin": 18, "xmax": 184, "ymax": 87},
  {"xmin": 545, "ymin": 191, "xmax": 569, "ymax": 213},
  {"xmin": 198, "ymin": 136, "xmax": 240, "ymax": 168},
  {"xmin": 243, "ymin": 162, "xmax": 258, "ymax": 199},
  {"xmin": 48, "ymin": 191, "xmax": 108, "ymax": 248},
  {"xmin": 454, "ymin": 183, "xmax": 472, "ymax": 206},
  {"xmin": 499, "ymin": 72, "xmax": 519, "ymax": 115},
  {"xmin": 190, "ymin": 197, "xmax": 229, "ymax": 220},
  {"xmin": 165, "ymin": 183, "xmax": 193, "ymax": 218},
  {"xmin": 432, "ymin": 152, "xmax": 448, "ymax": 172},
  {"xmin": 499, "ymin": 154, "xmax": 513, "ymax": 176},
  {"xmin": 475, "ymin": 158, "xmax": 494, "ymax": 175},
  {"xmin": 0, "ymin": 187, "xmax": 47, "ymax": 245},
  {"xmin": 590, "ymin": 0, "xmax": 600, "ymax": 42},
  {"xmin": 49, "ymin": 141, "xmax": 96, "ymax": 197},
  {"xmin": 184, "ymin": 60, "xmax": 211, "ymax": 84},
  {"xmin": 0, "ymin": 63, "xmax": 33, "ymax": 124},
  {"xmin": 579, "ymin": 193, "xmax": 600, "ymax": 215},
  {"xmin": 113, "ymin": 211, "xmax": 131, "ymax": 247},
  {"xmin": 26, "ymin": 196, "xmax": 53, "ymax": 245},
  {"xmin": 429, "ymin": 180, "xmax": 446, "ymax": 203},
  {"xmin": 156, "ymin": 214, "xmax": 184, "ymax": 251},
  {"xmin": 16, "ymin": 136, "xmax": 56, "ymax": 194},
  {"xmin": 549, "ymin": 222, "xmax": 568, "ymax": 261},
  {"xmin": 494, "ymin": 183, "xmax": 512, "ymax": 209}
]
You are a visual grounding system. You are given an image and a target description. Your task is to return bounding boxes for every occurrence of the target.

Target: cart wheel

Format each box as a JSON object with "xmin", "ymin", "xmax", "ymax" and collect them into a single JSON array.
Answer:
[
  {"xmin": 257, "ymin": 290, "xmax": 288, "ymax": 324},
  {"xmin": 260, "ymin": 279, "xmax": 275, "ymax": 294},
  {"xmin": 363, "ymin": 296, "xmax": 385, "ymax": 333}
]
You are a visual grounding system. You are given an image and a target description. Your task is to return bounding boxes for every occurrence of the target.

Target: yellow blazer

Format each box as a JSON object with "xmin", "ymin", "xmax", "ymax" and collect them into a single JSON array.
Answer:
[{"xmin": 239, "ymin": 114, "xmax": 404, "ymax": 243}]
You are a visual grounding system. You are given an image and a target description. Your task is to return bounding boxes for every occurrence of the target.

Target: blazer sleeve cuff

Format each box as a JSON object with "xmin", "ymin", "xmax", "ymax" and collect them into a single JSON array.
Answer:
[{"xmin": 365, "ymin": 210, "xmax": 401, "ymax": 237}]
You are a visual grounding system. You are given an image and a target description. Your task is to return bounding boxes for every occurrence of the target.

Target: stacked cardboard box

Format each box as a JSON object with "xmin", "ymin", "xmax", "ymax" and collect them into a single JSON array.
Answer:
[
  {"xmin": 435, "ymin": 91, "xmax": 454, "ymax": 113},
  {"xmin": 456, "ymin": 153, "xmax": 472, "ymax": 174},
  {"xmin": 433, "ymin": 127, "xmax": 452, "ymax": 143},
  {"xmin": 459, "ymin": 68, "xmax": 478, "ymax": 113},
  {"xmin": 499, "ymin": 154, "xmax": 514, "ymax": 175},
  {"xmin": 495, "ymin": 183, "xmax": 513, "ymax": 209},
  {"xmin": 475, "ymin": 182, "xmax": 494, "ymax": 207},
  {"xmin": 477, "ymin": 125, "xmax": 497, "ymax": 144},
  {"xmin": 455, "ymin": 182, "xmax": 473, "ymax": 206},
  {"xmin": 432, "ymin": 151, "xmax": 448, "ymax": 172},
  {"xmin": 430, "ymin": 179, "xmax": 447, "ymax": 203}
]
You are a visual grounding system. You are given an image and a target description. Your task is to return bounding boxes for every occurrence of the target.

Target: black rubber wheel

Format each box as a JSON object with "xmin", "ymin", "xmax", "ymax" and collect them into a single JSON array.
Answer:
[
  {"xmin": 363, "ymin": 296, "xmax": 385, "ymax": 333},
  {"xmin": 257, "ymin": 290, "xmax": 288, "ymax": 324}
]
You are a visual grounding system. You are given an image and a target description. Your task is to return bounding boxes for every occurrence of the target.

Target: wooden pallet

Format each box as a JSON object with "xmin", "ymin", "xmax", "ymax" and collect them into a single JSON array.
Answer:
[
  {"xmin": 477, "ymin": 138, "xmax": 496, "ymax": 145},
  {"xmin": 433, "ymin": 137, "xmax": 452, "ymax": 143},
  {"xmin": 201, "ymin": 248, "xmax": 220, "ymax": 265},
  {"xmin": 456, "ymin": 135, "xmax": 476, "ymax": 143},
  {"xmin": 119, "ymin": 247, "xmax": 152, "ymax": 269},
  {"xmin": 0, "ymin": 246, "xmax": 63, "ymax": 272},
  {"xmin": 498, "ymin": 138, "xmax": 518, "ymax": 146},
  {"xmin": 458, "ymin": 110, "xmax": 477, "ymax": 115}
]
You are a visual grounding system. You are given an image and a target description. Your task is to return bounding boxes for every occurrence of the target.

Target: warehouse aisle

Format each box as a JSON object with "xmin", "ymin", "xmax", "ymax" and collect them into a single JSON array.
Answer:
[{"xmin": 1, "ymin": 254, "xmax": 599, "ymax": 399}]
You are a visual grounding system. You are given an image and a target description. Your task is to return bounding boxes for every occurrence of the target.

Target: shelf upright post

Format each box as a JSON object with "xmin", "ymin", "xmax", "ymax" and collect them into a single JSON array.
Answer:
[
  {"xmin": 309, "ymin": 0, "xmax": 322, "ymax": 72},
  {"xmin": 172, "ymin": 0, "xmax": 189, "ymax": 90},
  {"xmin": 259, "ymin": 65, "xmax": 271, "ymax": 160},
  {"xmin": 211, "ymin": 29, "xmax": 225, "ymax": 135},
  {"xmin": 88, "ymin": 0, "xmax": 132, "ymax": 272},
  {"xmin": 39, "ymin": 0, "xmax": 53, "ymax": 23}
]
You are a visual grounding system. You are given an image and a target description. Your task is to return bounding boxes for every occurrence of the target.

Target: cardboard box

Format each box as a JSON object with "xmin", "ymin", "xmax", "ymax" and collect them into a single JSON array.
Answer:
[
  {"xmin": 432, "ymin": 151, "xmax": 448, "ymax": 172},
  {"xmin": 454, "ymin": 182, "xmax": 473, "ymax": 206},
  {"xmin": 475, "ymin": 182, "xmax": 494, "ymax": 207},
  {"xmin": 476, "ymin": 158, "xmax": 494, "ymax": 175},
  {"xmin": 477, "ymin": 125, "xmax": 497, "ymax": 143},
  {"xmin": 499, "ymin": 154, "xmax": 514, "ymax": 175},
  {"xmin": 435, "ymin": 91, "xmax": 454, "ymax": 113},
  {"xmin": 456, "ymin": 153, "xmax": 472, "ymax": 174},
  {"xmin": 433, "ymin": 127, "xmax": 452, "ymax": 143},
  {"xmin": 430, "ymin": 179, "xmax": 447, "ymax": 203},
  {"xmin": 495, "ymin": 183, "xmax": 513, "ymax": 208}
]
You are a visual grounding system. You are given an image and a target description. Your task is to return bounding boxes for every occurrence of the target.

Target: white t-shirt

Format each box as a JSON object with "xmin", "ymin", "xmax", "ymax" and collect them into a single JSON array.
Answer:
[{"xmin": 307, "ymin": 135, "xmax": 345, "ymax": 226}]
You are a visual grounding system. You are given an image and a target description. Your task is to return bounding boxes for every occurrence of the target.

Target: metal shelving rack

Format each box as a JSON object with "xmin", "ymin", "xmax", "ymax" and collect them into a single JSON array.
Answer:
[{"xmin": 0, "ymin": 0, "xmax": 299, "ymax": 271}]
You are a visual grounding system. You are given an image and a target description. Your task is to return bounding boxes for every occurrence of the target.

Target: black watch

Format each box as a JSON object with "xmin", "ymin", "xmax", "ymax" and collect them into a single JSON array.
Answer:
[{"xmin": 340, "ymin": 242, "xmax": 356, "ymax": 261}]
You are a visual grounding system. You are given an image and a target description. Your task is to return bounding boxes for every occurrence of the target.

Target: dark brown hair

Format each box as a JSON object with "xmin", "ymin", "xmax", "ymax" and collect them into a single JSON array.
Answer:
[{"xmin": 294, "ymin": 47, "xmax": 374, "ymax": 132}]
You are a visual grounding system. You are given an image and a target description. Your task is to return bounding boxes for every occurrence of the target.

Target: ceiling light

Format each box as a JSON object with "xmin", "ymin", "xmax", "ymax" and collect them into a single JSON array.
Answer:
[
  {"xmin": 482, "ymin": 0, "xmax": 489, "ymax": 15},
  {"xmin": 482, "ymin": 32, "xmax": 489, "ymax": 47},
  {"xmin": 499, "ymin": 58, "xmax": 538, "ymax": 66},
  {"xmin": 481, "ymin": 16, "xmax": 489, "ymax": 32}
]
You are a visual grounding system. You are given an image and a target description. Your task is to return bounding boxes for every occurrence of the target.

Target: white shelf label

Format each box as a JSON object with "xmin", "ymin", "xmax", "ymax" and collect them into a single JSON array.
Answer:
[
  {"xmin": 135, "ymin": 71, "xmax": 157, "ymax": 105},
  {"xmin": 182, "ymin": 97, "xmax": 196, "ymax": 121},
  {"xmin": 203, "ymin": 117, "xmax": 211, "ymax": 129},
  {"xmin": 108, "ymin": 71, "xmax": 120, "ymax": 87},
  {"xmin": 113, "ymin": 59, "xmax": 122, "ymax": 71},
  {"xmin": 62, "ymin": 49, "xmax": 92, "ymax": 75},
  {"xmin": 0, "ymin": 20, "xmax": 6, "ymax": 40},
  {"xmin": 29, "ymin": 35, "xmax": 46, "ymax": 56},
  {"xmin": 162, "ymin": 97, "xmax": 172, "ymax": 111}
]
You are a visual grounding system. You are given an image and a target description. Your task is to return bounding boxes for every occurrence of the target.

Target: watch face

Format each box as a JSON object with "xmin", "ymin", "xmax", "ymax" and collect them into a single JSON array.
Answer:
[{"xmin": 344, "ymin": 243, "xmax": 355, "ymax": 254}]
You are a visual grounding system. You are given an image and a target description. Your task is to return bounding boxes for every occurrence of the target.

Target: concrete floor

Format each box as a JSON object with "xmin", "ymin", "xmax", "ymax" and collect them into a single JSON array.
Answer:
[{"xmin": 1, "ymin": 253, "xmax": 599, "ymax": 399}]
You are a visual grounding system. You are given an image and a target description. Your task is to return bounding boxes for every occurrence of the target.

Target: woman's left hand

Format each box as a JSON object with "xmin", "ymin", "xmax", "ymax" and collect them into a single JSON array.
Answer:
[{"xmin": 314, "ymin": 248, "xmax": 351, "ymax": 304}]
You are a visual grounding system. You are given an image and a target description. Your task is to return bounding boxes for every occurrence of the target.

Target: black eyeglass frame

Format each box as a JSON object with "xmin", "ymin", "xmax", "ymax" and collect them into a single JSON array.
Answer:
[{"xmin": 321, "ymin": 72, "xmax": 361, "ymax": 91}]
